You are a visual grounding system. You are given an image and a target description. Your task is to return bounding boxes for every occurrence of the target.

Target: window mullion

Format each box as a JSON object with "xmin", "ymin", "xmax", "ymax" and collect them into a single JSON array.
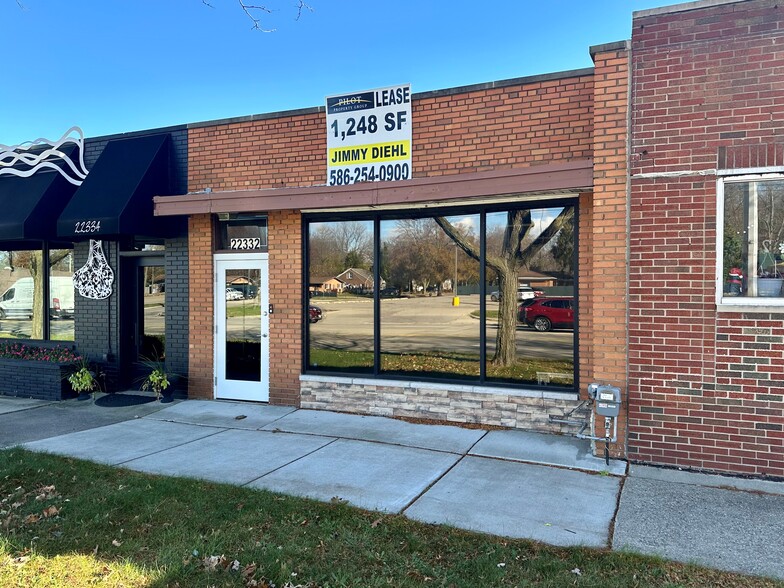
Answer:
[{"xmin": 748, "ymin": 183, "xmax": 758, "ymax": 296}]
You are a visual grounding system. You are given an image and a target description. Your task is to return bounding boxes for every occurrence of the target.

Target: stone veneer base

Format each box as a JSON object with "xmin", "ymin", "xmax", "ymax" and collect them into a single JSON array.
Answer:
[{"xmin": 300, "ymin": 375, "xmax": 584, "ymax": 434}]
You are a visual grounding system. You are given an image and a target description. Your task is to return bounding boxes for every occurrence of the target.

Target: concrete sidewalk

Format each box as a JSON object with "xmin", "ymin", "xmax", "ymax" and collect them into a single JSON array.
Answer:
[
  {"xmin": 614, "ymin": 464, "xmax": 784, "ymax": 580},
  {"xmin": 2, "ymin": 395, "xmax": 783, "ymax": 581}
]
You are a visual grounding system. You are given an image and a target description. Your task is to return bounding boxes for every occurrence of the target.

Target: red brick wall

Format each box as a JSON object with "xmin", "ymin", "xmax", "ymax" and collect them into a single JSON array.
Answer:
[
  {"xmin": 268, "ymin": 210, "xmax": 302, "ymax": 406},
  {"xmin": 188, "ymin": 214, "xmax": 214, "ymax": 399},
  {"xmin": 586, "ymin": 45, "xmax": 630, "ymax": 456},
  {"xmin": 188, "ymin": 74, "xmax": 594, "ymax": 190},
  {"xmin": 629, "ymin": 0, "xmax": 784, "ymax": 476}
]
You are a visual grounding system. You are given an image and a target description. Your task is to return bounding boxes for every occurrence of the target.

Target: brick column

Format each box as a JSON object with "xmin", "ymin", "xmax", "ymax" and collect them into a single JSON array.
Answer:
[
  {"xmin": 268, "ymin": 210, "xmax": 302, "ymax": 406},
  {"xmin": 187, "ymin": 214, "xmax": 214, "ymax": 399},
  {"xmin": 589, "ymin": 42, "xmax": 630, "ymax": 456}
]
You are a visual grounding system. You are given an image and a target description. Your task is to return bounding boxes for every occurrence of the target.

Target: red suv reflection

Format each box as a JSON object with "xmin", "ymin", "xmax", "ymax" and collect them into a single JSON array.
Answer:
[
  {"xmin": 308, "ymin": 305, "xmax": 323, "ymax": 323},
  {"xmin": 518, "ymin": 297, "xmax": 574, "ymax": 332}
]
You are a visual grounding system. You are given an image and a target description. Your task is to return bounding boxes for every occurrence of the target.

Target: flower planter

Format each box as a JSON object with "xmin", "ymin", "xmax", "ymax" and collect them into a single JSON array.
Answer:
[
  {"xmin": 0, "ymin": 358, "xmax": 76, "ymax": 401},
  {"xmin": 758, "ymin": 278, "xmax": 784, "ymax": 297}
]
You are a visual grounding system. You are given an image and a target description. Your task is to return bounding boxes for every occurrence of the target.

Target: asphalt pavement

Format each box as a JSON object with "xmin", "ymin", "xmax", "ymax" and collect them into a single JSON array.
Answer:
[{"xmin": 1, "ymin": 394, "xmax": 782, "ymax": 581}]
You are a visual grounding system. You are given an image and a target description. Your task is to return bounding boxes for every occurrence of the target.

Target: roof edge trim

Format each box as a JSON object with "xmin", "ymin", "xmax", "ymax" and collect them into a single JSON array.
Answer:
[
  {"xmin": 186, "ymin": 68, "xmax": 595, "ymax": 131},
  {"xmin": 634, "ymin": 0, "xmax": 744, "ymax": 19}
]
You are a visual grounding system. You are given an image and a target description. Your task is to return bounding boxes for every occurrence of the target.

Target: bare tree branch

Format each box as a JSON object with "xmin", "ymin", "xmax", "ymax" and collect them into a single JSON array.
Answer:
[
  {"xmin": 434, "ymin": 211, "xmax": 530, "ymax": 272},
  {"xmin": 519, "ymin": 207, "xmax": 573, "ymax": 263},
  {"xmin": 294, "ymin": 0, "xmax": 313, "ymax": 20},
  {"xmin": 198, "ymin": 1, "xmax": 312, "ymax": 31},
  {"xmin": 238, "ymin": 0, "xmax": 276, "ymax": 32}
]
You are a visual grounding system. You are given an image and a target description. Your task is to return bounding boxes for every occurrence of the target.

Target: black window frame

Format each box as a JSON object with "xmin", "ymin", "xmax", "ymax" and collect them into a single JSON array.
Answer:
[{"xmin": 302, "ymin": 197, "xmax": 579, "ymax": 392}]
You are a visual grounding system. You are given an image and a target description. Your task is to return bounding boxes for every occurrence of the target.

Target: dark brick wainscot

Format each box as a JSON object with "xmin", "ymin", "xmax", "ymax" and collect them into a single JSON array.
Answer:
[{"xmin": 0, "ymin": 358, "xmax": 76, "ymax": 401}]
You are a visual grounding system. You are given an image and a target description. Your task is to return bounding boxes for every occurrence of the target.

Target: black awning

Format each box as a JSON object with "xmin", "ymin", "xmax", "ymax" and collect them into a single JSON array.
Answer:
[
  {"xmin": 0, "ymin": 167, "xmax": 78, "ymax": 244},
  {"xmin": 57, "ymin": 133, "xmax": 185, "ymax": 240}
]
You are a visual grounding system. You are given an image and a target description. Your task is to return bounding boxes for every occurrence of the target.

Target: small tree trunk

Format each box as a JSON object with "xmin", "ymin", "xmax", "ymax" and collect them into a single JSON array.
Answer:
[
  {"xmin": 30, "ymin": 252, "xmax": 45, "ymax": 340},
  {"xmin": 492, "ymin": 272, "xmax": 518, "ymax": 366}
]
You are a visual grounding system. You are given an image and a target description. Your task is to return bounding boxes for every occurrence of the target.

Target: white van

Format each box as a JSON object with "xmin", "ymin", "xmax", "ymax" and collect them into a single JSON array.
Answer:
[{"xmin": 0, "ymin": 277, "xmax": 75, "ymax": 320}]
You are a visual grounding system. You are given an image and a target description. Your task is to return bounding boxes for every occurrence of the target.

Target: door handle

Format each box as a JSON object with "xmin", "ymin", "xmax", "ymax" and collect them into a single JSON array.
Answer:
[{"xmin": 262, "ymin": 333, "xmax": 268, "ymax": 338}]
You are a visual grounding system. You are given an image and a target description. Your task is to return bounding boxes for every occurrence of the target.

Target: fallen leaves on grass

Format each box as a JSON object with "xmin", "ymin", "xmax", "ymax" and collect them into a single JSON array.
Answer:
[
  {"xmin": 184, "ymin": 554, "xmax": 320, "ymax": 587},
  {"xmin": 1, "ymin": 483, "xmax": 63, "ymax": 530}
]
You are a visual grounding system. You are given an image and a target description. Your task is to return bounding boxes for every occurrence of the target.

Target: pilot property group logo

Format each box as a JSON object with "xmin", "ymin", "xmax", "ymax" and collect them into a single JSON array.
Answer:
[{"xmin": 327, "ymin": 91, "xmax": 375, "ymax": 114}]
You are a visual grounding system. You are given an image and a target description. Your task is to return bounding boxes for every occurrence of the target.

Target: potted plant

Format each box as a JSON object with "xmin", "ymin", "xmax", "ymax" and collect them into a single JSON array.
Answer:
[
  {"xmin": 67, "ymin": 358, "xmax": 99, "ymax": 401},
  {"xmin": 141, "ymin": 359, "xmax": 173, "ymax": 403}
]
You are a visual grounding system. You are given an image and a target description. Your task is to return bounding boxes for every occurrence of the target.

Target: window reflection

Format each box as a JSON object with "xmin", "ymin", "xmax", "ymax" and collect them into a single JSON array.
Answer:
[
  {"xmin": 305, "ymin": 202, "xmax": 577, "ymax": 390},
  {"xmin": 140, "ymin": 264, "xmax": 165, "ymax": 358},
  {"xmin": 225, "ymin": 268, "xmax": 262, "ymax": 381},
  {"xmin": 723, "ymin": 179, "xmax": 784, "ymax": 298},
  {"xmin": 0, "ymin": 249, "xmax": 43, "ymax": 340},
  {"xmin": 380, "ymin": 215, "xmax": 480, "ymax": 378},
  {"xmin": 485, "ymin": 207, "xmax": 575, "ymax": 386},
  {"xmin": 307, "ymin": 220, "xmax": 374, "ymax": 372},
  {"xmin": 49, "ymin": 249, "xmax": 75, "ymax": 341}
]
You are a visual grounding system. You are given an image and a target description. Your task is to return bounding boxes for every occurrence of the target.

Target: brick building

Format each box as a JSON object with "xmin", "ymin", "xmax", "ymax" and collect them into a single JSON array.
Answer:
[
  {"xmin": 157, "ymin": 66, "xmax": 614, "ymax": 432},
  {"xmin": 2, "ymin": 0, "xmax": 782, "ymax": 478},
  {"xmin": 0, "ymin": 127, "xmax": 189, "ymax": 396},
  {"xmin": 627, "ymin": 0, "xmax": 784, "ymax": 477}
]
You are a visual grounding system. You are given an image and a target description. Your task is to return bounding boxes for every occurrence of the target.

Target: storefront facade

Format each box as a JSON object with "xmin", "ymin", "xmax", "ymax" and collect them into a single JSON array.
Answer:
[
  {"xmin": 0, "ymin": 127, "xmax": 189, "ymax": 396},
  {"xmin": 3, "ymin": 0, "xmax": 782, "ymax": 478},
  {"xmin": 151, "ymin": 42, "xmax": 631, "ymax": 458}
]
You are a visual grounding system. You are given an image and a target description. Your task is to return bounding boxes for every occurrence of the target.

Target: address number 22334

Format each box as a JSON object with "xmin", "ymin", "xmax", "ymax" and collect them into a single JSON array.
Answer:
[{"xmin": 74, "ymin": 221, "xmax": 101, "ymax": 234}]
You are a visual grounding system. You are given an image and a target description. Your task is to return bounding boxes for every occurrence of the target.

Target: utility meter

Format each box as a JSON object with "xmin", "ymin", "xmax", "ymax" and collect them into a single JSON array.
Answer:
[{"xmin": 595, "ymin": 385, "xmax": 621, "ymax": 417}]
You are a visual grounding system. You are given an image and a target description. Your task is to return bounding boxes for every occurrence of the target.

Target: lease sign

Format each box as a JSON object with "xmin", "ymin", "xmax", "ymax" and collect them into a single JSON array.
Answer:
[{"xmin": 326, "ymin": 84, "xmax": 412, "ymax": 186}]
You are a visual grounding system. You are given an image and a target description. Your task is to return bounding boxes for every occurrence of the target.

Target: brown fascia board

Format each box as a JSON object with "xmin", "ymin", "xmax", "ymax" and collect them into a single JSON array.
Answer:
[{"xmin": 154, "ymin": 160, "xmax": 593, "ymax": 217}]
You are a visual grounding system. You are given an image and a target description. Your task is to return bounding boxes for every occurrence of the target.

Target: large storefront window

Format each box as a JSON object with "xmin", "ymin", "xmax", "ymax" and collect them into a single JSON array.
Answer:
[
  {"xmin": 306, "ymin": 201, "xmax": 577, "ymax": 389},
  {"xmin": 722, "ymin": 177, "xmax": 784, "ymax": 301},
  {"xmin": 0, "ymin": 247, "xmax": 74, "ymax": 341},
  {"xmin": 380, "ymin": 215, "xmax": 481, "ymax": 379},
  {"xmin": 308, "ymin": 220, "xmax": 374, "ymax": 372},
  {"xmin": 485, "ymin": 207, "xmax": 575, "ymax": 386}
]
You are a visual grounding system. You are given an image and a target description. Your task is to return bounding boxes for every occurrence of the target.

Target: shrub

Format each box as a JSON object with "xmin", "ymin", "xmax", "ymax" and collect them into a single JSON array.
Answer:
[{"xmin": 0, "ymin": 343, "xmax": 81, "ymax": 363}]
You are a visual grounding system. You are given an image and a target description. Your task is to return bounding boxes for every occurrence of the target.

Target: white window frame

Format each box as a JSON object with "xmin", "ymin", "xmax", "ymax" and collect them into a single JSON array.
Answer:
[{"xmin": 717, "ymin": 173, "xmax": 784, "ymax": 309}]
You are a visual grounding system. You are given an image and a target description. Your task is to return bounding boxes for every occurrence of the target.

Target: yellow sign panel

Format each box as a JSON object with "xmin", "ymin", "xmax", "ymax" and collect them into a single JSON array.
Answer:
[{"xmin": 328, "ymin": 140, "xmax": 411, "ymax": 167}]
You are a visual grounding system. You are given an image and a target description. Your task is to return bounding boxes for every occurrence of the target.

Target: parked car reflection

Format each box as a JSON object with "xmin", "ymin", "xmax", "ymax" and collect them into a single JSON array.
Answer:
[
  {"xmin": 308, "ymin": 305, "xmax": 323, "ymax": 323},
  {"xmin": 518, "ymin": 297, "xmax": 574, "ymax": 332},
  {"xmin": 490, "ymin": 286, "xmax": 541, "ymax": 301}
]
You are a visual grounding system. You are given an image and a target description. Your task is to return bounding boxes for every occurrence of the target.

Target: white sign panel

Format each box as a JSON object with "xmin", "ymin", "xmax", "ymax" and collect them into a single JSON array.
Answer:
[{"xmin": 326, "ymin": 84, "xmax": 411, "ymax": 186}]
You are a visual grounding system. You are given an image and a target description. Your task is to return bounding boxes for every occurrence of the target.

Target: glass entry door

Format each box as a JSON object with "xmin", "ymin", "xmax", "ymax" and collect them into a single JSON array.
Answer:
[
  {"xmin": 119, "ymin": 255, "xmax": 165, "ymax": 389},
  {"xmin": 214, "ymin": 254, "xmax": 269, "ymax": 401}
]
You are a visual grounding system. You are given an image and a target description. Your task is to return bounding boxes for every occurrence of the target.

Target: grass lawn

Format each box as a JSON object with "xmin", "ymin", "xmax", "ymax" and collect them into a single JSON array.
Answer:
[
  {"xmin": 1, "ymin": 449, "xmax": 779, "ymax": 588},
  {"xmin": 226, "ymin": 304, "xmax": 262, "ymax": 318},
  {"xmin": 309, "ymin": 348, "xmax": 573, "ymax": 384},
  {"xmin": 470, "ymin": 310, "xmax": 499, "ymax": 320}
]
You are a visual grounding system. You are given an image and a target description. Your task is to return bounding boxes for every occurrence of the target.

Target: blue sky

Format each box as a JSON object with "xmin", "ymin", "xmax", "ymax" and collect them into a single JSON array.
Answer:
[{"xmin": 2, "ymin": 0, "xmax": 675, "ymax": 145}]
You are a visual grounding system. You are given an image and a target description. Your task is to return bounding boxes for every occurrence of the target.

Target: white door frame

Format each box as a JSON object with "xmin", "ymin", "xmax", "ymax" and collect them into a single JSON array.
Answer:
[{"xmin": 214, "ymin": 253, "xmax": 269, "ymax": 402}]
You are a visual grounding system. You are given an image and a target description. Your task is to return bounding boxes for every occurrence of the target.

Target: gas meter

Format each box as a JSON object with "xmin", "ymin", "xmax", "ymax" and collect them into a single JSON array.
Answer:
[
  {"xmin": 595, "ymin": 385, "xmax": 621, "ymax": 417},
  {"xmin": 550, "ymin": 382, "xmax": 623, "ymax": 466}
]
